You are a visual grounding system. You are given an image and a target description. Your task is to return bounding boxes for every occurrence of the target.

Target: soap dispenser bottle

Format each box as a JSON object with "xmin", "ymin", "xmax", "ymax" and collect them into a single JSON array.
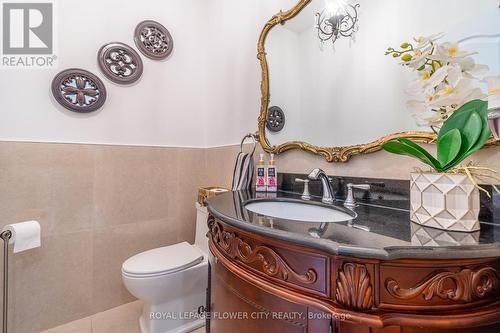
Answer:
[
  {"xmin": 266, "ymin": 154, "xmax": 277, "ymax": 192},
  {"xmin": 255, "ymin": 153, "xmax": 267, "ymax": 192}
]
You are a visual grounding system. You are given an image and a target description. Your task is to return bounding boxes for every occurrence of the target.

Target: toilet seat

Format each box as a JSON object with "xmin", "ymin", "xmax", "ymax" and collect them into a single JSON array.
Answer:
[{"xmin": 122, "ymin": 242, "xmax": 204, "ymax": 278}]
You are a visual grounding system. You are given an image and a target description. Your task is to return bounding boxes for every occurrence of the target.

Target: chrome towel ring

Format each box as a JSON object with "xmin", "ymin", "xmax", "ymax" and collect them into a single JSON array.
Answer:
[{"xmin": 240, "ymin": 132, "xmax": 258, "ymax": 155}]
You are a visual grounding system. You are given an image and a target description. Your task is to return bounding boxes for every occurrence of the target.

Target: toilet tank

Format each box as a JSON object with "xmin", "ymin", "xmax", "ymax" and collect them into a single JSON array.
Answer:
[
  {"xmin": 194, "ymin": 202, "xmax": 210, "ymax": 255},
  {"xmin": 194, "ymin": 187, "xmax": 228, "ymax": 255}
]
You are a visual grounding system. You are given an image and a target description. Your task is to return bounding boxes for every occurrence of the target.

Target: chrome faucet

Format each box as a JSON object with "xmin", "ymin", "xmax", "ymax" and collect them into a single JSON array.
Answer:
[
  {"xmin": 344, "ymin": 183, "xmax": 371, "ymax": 208},
  {"xmin": 295, "ymin": 178, "xmax": 311, "ymax": 200},
  {"xmin": 308, "ymin": 168, "xmax": 335, "ymax": 204}
]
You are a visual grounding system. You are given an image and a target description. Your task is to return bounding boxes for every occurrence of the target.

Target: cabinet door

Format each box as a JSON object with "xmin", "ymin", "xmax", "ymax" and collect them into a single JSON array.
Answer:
[{"xmin": 209, "ymin": 251, "xmax": 330, "ymax": 333}]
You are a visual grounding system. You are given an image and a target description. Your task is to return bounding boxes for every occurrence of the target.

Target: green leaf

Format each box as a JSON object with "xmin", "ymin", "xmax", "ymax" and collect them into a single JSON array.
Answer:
[
  {"xmin": 398, "ymin": 138, "xmax": 440, "ymax": 166},
  {"xmin": 439, "ymin": 100, "xmax": 490, "ymax": 169},
  {"xmin": 465, "ymin": 102, "xmax": 491, "ymax": 155},
  {"xmin": 443, "ymin": 112, "xmax": 481, "ymax": 169},
  {"xmin": 383, "ymin": 140, "xmax": 442, "ymax": 172},
  {"xmin": 439, "ymin": 100, "xmax": 484, "ymax": 137},
  {"xmin": 437, "ymin": 128, "xmax": 461, "ymax": 167},
  {"xmin": 461, "ymin": 112, "xmax": 482, "ymax": 151},
  {"xmin": 382, "ymin": 100, "xmax": 490, "ymax": 171}
]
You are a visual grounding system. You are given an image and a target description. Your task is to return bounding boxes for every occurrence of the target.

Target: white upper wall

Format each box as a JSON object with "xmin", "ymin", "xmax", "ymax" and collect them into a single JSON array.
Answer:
[
  {"xmin": 0, "ymin": 0, "xmax": 295, "ymax": 147},
  {"xmin": 2, "ymin": 0, "xmax": 498, "ymax": 148},
  {"xmin": 199, "ymin": 0, "xmax": 297, "ymax": 147},
  {"xmin": 1, "ymin": 0, "xmax": 205, "ymax": 147}
]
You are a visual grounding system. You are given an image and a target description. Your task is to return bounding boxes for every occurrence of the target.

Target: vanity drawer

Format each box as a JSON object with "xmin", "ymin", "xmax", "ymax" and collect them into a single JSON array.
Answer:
[
  {"xmin": 378, "ymin": 259, "xmax": 500, "ymax": 310},
  {"xmin": 208, "ymin": 218, "xmax": 330, "ymax": 298},
  {"xmin": 209, "ymin": 250, "xmax": 309, "ymax": 333}
]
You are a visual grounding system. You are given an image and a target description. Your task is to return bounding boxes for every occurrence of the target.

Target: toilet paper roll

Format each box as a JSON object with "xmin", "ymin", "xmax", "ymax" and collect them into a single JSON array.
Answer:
[{"xmin": 2, "ymin": 221, "xmax": 41, "ymax": 253}]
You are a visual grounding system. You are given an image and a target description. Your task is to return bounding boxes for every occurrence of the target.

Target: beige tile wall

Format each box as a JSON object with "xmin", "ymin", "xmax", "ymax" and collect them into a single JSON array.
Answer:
[
  {"xmin": 0, "ymin": 142, "xmax": 216, "ymax": 333},
  {"xmin": 1, "ymin": 141, "xmax": 499, "ymax": 333},
  {"xmin": 240, "ymin": 144, "xmax": 500, "ymax": 182},
  {"xmin": 206, "ymin": 142, "xmax": 500, "ymax": 187}
]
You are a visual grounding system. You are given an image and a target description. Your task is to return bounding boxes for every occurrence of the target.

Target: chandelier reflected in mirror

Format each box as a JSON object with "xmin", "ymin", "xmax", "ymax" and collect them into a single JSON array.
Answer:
[{"xmin": 315, "ymin": 0, "xmax": 360, "ymax": 49}]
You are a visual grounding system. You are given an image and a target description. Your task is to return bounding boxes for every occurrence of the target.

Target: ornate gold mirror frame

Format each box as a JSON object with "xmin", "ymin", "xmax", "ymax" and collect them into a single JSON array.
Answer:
[{"xmin": 258, "ymin": 0, "xmax": 473, "ymax": 162}]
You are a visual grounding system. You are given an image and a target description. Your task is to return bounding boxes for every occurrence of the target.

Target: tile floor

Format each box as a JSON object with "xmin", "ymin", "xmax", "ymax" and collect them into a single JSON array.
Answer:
[{"xmin": 40, "ymin": 300, "xmax": 205, "ymax": 333}]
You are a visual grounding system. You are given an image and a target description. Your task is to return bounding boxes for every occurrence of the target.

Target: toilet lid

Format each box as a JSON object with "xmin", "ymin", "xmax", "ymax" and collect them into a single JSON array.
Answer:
[{"xmin": 122, "ymin": 242, "xmax": 204, "ymax": 277}]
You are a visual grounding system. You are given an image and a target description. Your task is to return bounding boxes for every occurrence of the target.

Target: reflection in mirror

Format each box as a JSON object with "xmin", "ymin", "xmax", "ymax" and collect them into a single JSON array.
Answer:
[{"xmin": 264, "ymin": 0, "xmax": 500, "ymax": 149}]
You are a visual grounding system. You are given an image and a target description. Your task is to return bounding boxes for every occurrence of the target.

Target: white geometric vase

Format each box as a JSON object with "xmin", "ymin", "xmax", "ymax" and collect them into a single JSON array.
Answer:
[{"xmin": 410, "ymin": 172, "xmax": 480, "ymax": 232}]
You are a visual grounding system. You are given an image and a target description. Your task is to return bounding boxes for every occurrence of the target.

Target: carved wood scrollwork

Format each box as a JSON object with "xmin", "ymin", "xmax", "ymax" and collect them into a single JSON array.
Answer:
[
  {"xmin": 208, "ymin": 217, "xmax": 317, "ymax": 285},
  {"xmin": 386, "ymin": 267, "xmax": 500, "ymax": 302},
  {"xmin": 335, "ymin": 263, "xmax": 373, "ymax": 310}
]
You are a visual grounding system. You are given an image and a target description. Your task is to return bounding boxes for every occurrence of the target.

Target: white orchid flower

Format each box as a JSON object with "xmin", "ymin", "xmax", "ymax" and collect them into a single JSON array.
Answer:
[
  {"xmin": 427, "ymin": 42, "xmax": 476, "ymax": 62},
  {"xmin": 405, "ymin": 47, "xmax": 433, "ymax": 70},
  {"xmin": 406, "ymin": 65, "xmax": 461, "ymax": 97},
  {"xmin": 459, "ymin": 57, "xmax": 489, "ymax": 79},
  {"xmin": 406, "ymin": 99, "xmax": 427, "ymax": 115},
  {"xmin": 445, "ymin": 64, "xmax": 463, "ymax": 87},
  {"xmin": 412, "ymin": 110, "xmax": 452, "ymax": 127},
  {"xmin": 406, "ymin": 78, "xmax": 486, "ymax": 127},
  {"xmin": 430, "ymin": 78, "xmax": 486, "ymax": 109},
  {"xmin": 406, "ymin": 80, "xmax": 428, "ymax": 97},
  {"xmin": 406, "ymin": 99, "xmax": 451, "ymax": 127},
  {"xmin": 413, "ymin": 32, "xmax": 444, "ymax": 50},
  {"xmin": 390, "ymin": 33, "xmax": 489, "ymax": 128}
]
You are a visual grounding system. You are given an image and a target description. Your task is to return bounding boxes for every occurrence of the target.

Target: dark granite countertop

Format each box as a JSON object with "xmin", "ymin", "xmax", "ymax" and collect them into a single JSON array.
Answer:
[{"xmin": 206, "ymin": 189, "xmax": 500, "ymax": 260}]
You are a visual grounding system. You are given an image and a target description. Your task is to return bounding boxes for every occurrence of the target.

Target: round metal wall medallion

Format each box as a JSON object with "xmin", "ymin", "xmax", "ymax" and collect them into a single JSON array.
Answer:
[
  {"xmin": 134, "ymin": 20, "xmax": 173, "ymax": 60},
  {"xmin": 98, "ymin": 42, "xmax": 143, "ymax": 84},
  {"xmin": 51, "ymin": 68, "xmax": 107, "ymax": 113},
  {"xmin": 266, "ymin": 106, "xmax": 285, "ymax": 132}
]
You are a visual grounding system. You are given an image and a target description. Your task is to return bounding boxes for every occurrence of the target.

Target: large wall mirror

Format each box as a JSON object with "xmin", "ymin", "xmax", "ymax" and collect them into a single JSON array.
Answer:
[{"xmin": 258, "ymin": 0, "xmax": 500, "ymax": 161}]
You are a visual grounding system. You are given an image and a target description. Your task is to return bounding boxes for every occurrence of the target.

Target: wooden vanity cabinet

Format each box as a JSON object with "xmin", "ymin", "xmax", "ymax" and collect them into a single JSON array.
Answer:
[
  {"xmin": 209, "ymin": 250, "xmax": 331, "ymax": 333},
  {"xmin": 207, "ymin": 216, "xmax": 500, "ymax": 333}
]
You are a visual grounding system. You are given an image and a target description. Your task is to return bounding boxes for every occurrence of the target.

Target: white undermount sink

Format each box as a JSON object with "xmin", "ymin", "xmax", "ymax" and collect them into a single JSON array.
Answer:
[{"xmin": 245, "ymin": 200, "xmax": 356, "ymax": 223}]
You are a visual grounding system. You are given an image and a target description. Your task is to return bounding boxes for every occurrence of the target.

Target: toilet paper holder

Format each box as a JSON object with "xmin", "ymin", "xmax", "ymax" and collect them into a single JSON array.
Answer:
[{"xmin": 0, "ymin": 230, "xmax": 12, "ymax": 333}]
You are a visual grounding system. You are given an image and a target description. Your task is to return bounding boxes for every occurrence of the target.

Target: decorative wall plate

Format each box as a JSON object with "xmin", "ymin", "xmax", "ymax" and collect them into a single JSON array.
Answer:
[
  {"xmin": 134, "ymin": 20, "xmax": 173, "ymax": 60},
  {"xmin": 51, "ymin": 68, "xmax": 107, "ymax": 113},
  {"xmin": 98, "ymin": 42, "xmax": 143, "ymax": 84},
  {"xmin": 266, "ymin": 106, "xmax": 285, "ymax": 132}
]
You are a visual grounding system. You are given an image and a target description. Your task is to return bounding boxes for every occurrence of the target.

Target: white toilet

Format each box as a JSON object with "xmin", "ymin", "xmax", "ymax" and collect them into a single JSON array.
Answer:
[{"xmin": 122, "ymin": 203, "xmax": 210, "ymax": 333}]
